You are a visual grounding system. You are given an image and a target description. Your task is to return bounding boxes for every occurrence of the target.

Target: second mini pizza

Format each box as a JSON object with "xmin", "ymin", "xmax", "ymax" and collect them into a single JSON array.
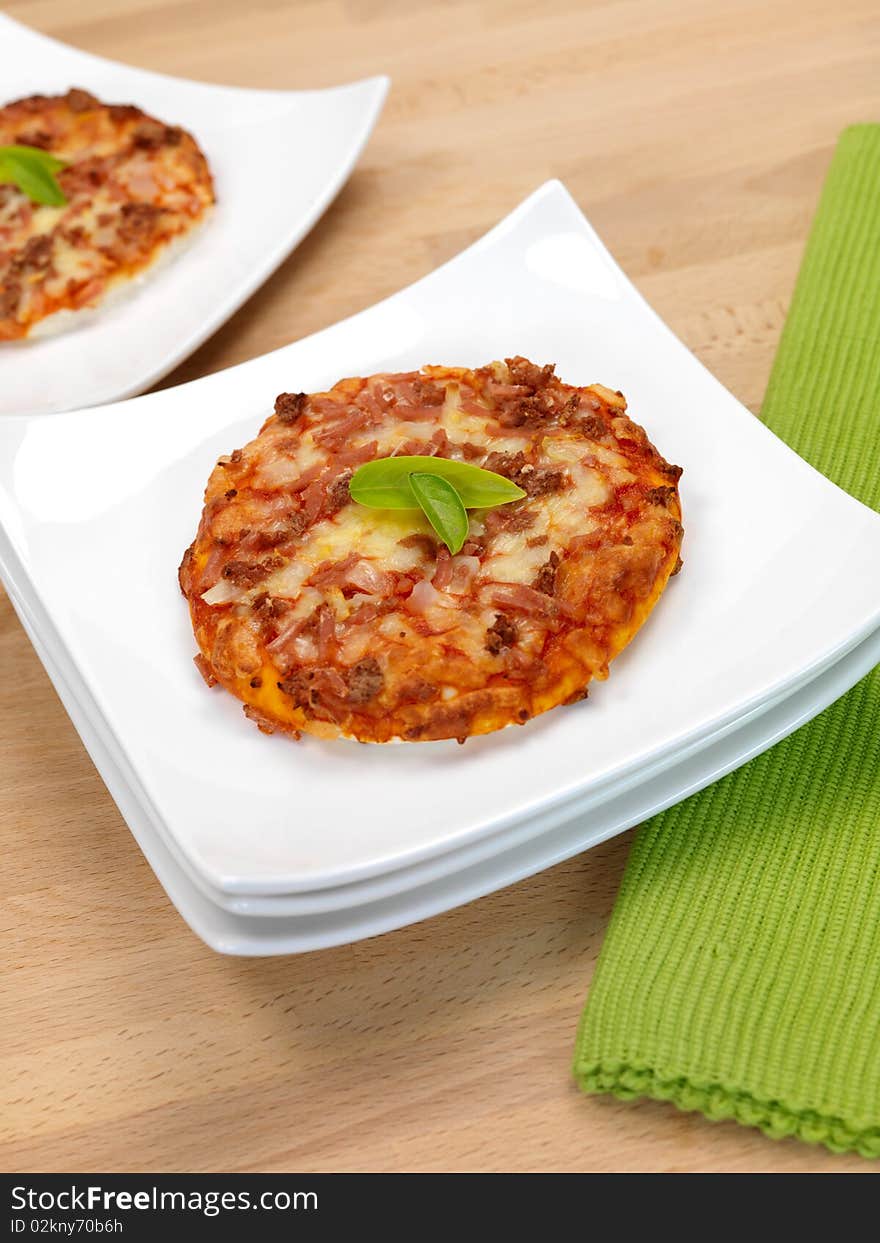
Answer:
[{"xmin": 0, "ymin": 87, "xmax": 214, "ymax": 340}]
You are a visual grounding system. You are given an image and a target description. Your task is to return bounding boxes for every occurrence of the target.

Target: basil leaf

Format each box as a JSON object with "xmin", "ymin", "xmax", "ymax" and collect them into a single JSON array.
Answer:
[
  {"xmin": 0, "ymin": 145, "xmax": 66, "ymax": 173},
  {"xmin": 349, "ymin": 455, "xmax": 526, "ymax": 510},
  {"xmin": 0, "ymin": 145, "xmax": 67, "ymax": 206},
  {"xmin": 408, "ymin": 472, "xmax": 469, "ymax": 554}
]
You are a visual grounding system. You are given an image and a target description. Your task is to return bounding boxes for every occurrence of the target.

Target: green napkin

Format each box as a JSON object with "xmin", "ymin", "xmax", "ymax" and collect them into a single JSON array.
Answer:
[{"xmin": 573, "ymin": 125, "xmax": 880, "ymax": 1160}]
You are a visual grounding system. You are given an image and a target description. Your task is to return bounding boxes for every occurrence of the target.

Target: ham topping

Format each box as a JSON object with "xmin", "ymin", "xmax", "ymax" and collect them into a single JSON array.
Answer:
[{"xmin": 485, "ymin": 581, "xmax": 559, "ymax": 618}]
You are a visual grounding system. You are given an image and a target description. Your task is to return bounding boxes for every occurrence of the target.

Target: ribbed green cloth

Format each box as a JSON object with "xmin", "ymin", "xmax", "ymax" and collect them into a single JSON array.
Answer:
[{"xmin": 573, "ymin": 125, "xmax": 880, "ymax": 1160}]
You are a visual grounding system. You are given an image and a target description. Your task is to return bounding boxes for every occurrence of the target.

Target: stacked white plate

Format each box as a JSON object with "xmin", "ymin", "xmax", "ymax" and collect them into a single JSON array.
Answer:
[{"xmin": 3, "ymin": 180, "xmax": 880, "ymax": 954}]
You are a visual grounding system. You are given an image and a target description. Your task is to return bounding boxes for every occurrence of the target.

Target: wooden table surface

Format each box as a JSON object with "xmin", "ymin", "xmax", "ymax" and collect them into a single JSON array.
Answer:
[{"xmin": 2, "ymin": 0, "xmax": 878, "ymax": 1174}]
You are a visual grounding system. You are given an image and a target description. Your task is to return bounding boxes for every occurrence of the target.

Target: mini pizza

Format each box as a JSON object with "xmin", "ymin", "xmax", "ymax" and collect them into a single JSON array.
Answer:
[
  {"xmin": 0, "ymin": 88, "xmax": 214, "ymax": 340},
  {"xmin": 180, "ymin": 359, "xmax": 683, "ymax": 743}
]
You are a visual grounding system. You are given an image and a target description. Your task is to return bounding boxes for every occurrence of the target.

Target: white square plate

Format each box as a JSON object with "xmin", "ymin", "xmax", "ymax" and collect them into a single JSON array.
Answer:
[
  {"xmin": 0, "ymin": 14, "xmax": 388, "ymax": 416},
  {"xmin": 1, "ymin": 181, "xmax": 880, "ymax": 904}
]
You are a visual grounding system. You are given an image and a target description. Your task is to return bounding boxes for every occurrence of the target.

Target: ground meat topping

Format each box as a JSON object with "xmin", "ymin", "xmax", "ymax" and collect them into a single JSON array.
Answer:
[
  {"xmin": 482, "ymin": 450, "xmax": 526, "ymax": 479},
  {"xmin": 579, "ymin": 413, "xmax": 608, "ymax": 440},
  {"xmin": 325, "ymin": 471, "xmax": 354, "ymax": 516},
  {"xmin": 251, "ymin": 591, "xmax": 291, "ymax": 621},
  {"xmin": 533, "ymin": 551, "xmax": 560, "ymax": 596},
  {"xmin": 347, "ymin": 657, "xmax": 384, "ymax": 705},
  {"xmin": 133, "ymin": 120, "xmax": 181, "ymax": 149},
  {"xmin": 521, "ymin": 466, "xmax": 567, "ymax": 497},
  {"xmin": 485, "ymin": 613, "xmax": 519, "ymax": 654},
  {"xmin": 410, "ymin": 378, "xmax": 445, "ymax": 406},
  {"xmin": 505, "ymin": 356, "xmax": 556, "ymax": 389},
  {"xmin": 481, "ymin": 451, "xmax": 567, "ymax": 497},
  {"xmin": 274, "ymin": 392, "xmax": 308, "ymax": 423},
  {"xmin": 484, "ymin": 505, "xmax": 537, "ymax": 537},
  {"xmin": 277, "ymin": 670, "xmax": 311, "ymax": 708},
  {"xmin": 251, "ymin": 513, "xmax": 308, "ymax": 548},
  {"xmin": 14, "ymin": 127, "xmax": 52, "ymax": 148},
  {"xmin": 399, "ymin": 678, "xmax": 439, "ymax": 703},
  {"xmin": 277, "ymin": 657, "xmax": 384, "ymax": 715},
  {"xmin": 646, "ymin": 485, "xmax": 677, "ymax": 507},
  {"xmin": 107, "ymin": 104, "xmax": 142, "ymax": 123},
  {"xmin": 13, "ymin": 234, "xmax": 54, "ymax": 274},
  {"xmin": 221, "ymin": 556, "xmax": 283, "ymax": 588},
  {"xmin": 499, "ymin": 388, "xmax": 579, "ymax": 429},
  {"xmin": 65, "ymin": 87, "xmax": 100, "ymax": 113},
  {"xmin": 118, "ymin": 201, "xmax": 164, "ymax": 242}
]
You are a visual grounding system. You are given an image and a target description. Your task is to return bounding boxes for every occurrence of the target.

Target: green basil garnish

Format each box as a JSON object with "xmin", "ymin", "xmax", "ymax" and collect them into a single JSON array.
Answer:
[
  {"xmin": 349, "ymin": 454, "xmax": 526, "ymax": 555},
  {"xmin": 0, "ymin": 145, "xmax": 67, "ymax": 207},
  {"xmin": 349, "ymin": 455, "xmax": 525, "ymax": 510},
  {"xmin": 407, "ymin": 472, "xmax": 469, "ymax": 555}
]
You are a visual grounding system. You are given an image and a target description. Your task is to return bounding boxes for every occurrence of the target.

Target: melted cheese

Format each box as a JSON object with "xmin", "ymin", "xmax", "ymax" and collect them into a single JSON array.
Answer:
[
  {"xmin": 345, "ymin": 387, "xmax": 532, "ymax": 460},
  {"xmin": 263, "ymin": 505, "xmax": 433, "ymax": 606}
]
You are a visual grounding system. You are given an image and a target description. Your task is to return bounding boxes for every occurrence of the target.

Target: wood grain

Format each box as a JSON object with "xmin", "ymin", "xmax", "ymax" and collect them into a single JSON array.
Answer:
[{"xmin": 2, "ymin": 0, "xmax": 878, "ymax": 1173}]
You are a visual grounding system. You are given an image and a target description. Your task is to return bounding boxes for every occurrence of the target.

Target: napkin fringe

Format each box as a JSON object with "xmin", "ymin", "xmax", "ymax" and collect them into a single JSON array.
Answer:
[{"xmin": 573, "ymin": 1060, "xmax": 880, "ymax": 1159}]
